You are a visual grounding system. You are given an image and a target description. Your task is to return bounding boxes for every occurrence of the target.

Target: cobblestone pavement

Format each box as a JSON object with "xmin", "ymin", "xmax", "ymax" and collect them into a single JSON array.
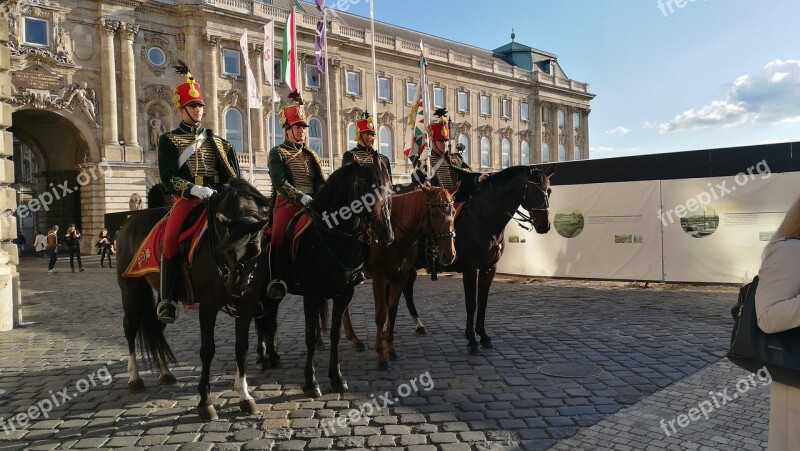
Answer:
[{"xmin": 0, "ymin": 256, "xmax": 768, "ymax": 450}]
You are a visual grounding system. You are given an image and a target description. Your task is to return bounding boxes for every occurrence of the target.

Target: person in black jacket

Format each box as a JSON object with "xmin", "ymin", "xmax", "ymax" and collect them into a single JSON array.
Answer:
[{"xmin": 64, "ymin": 224, "xmax": 83, "ymax": 273}]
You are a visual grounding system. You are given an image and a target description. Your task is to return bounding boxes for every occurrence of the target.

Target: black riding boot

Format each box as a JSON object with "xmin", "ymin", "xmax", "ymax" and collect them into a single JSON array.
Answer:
[
  {"xmin": 266, "ymin": 247, "xmax": 287, "ymax": 301},
  {"xmin": 157, "ymin": 255, "xmax": 180, "ymax": 324}
]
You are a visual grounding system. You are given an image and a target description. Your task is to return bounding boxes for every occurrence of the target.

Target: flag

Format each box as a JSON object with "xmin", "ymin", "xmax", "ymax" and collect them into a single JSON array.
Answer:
[
  {"xmin": 239, "ymin": 30, "xmax": 261, "ymax": 109},
  {"xmin": 404, "ymin": 42, "xmax": 430, "ymax": 165},
  {"xmin": 282, "ymin": 10, "xmax": 298, "ymax": 91},
  {"xmin": 314, "ymin": 0, "xmax": 325, "ymax": 74},
  {"xmin": 263, "ymin": 21, "xmax": 274, "ymax": 85}
]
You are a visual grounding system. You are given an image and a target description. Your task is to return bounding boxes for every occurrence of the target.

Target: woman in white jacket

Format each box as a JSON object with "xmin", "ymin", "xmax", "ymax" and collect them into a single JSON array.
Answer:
[{"xmin": 755, "ymin": 194, "xmax": 800, "ymax": 451}]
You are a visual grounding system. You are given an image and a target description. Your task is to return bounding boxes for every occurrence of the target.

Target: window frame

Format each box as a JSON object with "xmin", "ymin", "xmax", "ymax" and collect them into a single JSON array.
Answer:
[
  {"xmin": 557, "ymin": 109, "xmax": 566, "ymax": 127},
  {"xmin": 345, "ymin": 70, "xmax": 362, "ymax": 96},
  {"xmin": 378, "ymin": 76, "xmax": 392, "ymax": 101},
  {"xmin": 558, "ymin": 144, "xmax": 567, "ymax": 162},
  {"xmin": 23, "ymin": 17, "xmax": 49, "ymax": 47},
  {"xmin": 480, "ymin": 136, "xmax": 491, "ymax": 168},
  {"xmin": 221, "ymin": 48, "xmax": 241, "ymax": 76},
  {"xmin": 433, "ymin": 86, "xmax": 445, "ymax": 109},
  {"xmin": 273, "ymin": 60, "xmax": 283, "ymax": 84},
  {"xmin": 305, "ymin": 63, "xmax": 321, "ymax": 89},
  {"xmin": 457, "ymin": 91, "xmax": 469, "ymax": 113},
  {"xmin": 501, "ymin": 138, "xmax": 511, "ymax": 168},
  {"xmin": 308, "ymin": 117, "xmax": 325, "ymax": 157},
  {"xmin": 520, "ymin": 140, "xmax": 530, "ymax": 165},
  {"xmin": 378, "ymin": 126, "xmax": 393, "ymax": 161},
  {"xmin": 147, "ymin": 47, "xmax": 166, "ymax": 67},
  {"xmin": 346, "ymin": 122, "xmax": 357, "ymax": 150},
  {"xmin": 223, "ymin": 108, "xmax": 244, "ymax": 153},
  {"xmin": 520, "ymin": 102, "xmax": 529, "ymax": 122},
  {"xmin": 573, "ymin": 146, "xmax": 581, "ymax": 161},
  {"xmin": 458, "ymin": 134, "xmax": 470, "ymax": 166},
  {"xmin": 406, "ymin": 81, "xmax": 417, "ymax": 105},
  {"xmin": 542, "ymin": 143, "xmax": 550, "ymax": 164},
  {"xmin": 479, "ymin": 94, "xmax": 491, "ymax": 116},
  {"xmin": 500, "ymin": 98, "xmax": 511, "ymax": 119}
]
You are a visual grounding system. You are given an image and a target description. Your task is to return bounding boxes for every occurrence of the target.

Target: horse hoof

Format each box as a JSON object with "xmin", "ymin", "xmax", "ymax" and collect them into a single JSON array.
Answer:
[
  {"xmin": 304, "ymin": 385, "xmax": 322, "ymax": 398},
  {"xmin": 128, "ymin": 379, "xmax": 145, "ymax": 393},
  {"xmin": 239, "ymin": 399, "xmax": 258, "ymax": 415},
  {"xmin": 388, "ymin": 351, "xmax": 398, "ymax": 361},
  {"xmin": 332, "ymin": 380, "xmax": 349, "ymax": 393},
  {"xmin": 159, "ymin": 373, "xmax": 177, "ymax": 385},
  {"xmin": 377, "ymin": 361, "xmax": 390, "ymax": 371},
  {"xmin": 197, "ymin": 405, "xmax": 218, "ymax": 422},
  {"xmin": 480, "ymin": 338, "xmax": 494, "ymax": 349},
  {"xmin": 255, "ymin": 359, "xmax": 266, "ymax": 371},
  {"xmin": 415, "ymin": 326, "xmax": 428, "ymax": 335},
  {"xmin": 467, "ymin": 342, "xmax": 480, "ymax": 355},
  {"xmin": 352, "ymin": 341, "xmax": 367, "ymax": 352}
]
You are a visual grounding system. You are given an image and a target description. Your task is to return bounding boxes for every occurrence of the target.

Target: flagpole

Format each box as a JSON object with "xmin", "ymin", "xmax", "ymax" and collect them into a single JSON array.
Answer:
[
  {"xmin": 245, "ymin": 31, "xmax": 255, "ymax": 182},
  {"xmin": 369, "ymin": 0, "xmax": 379, "ymax": 156},
  {"xmin": 322, "ymin": 7, "xmax": 334, "ymax": 173},
  {"xmin": 269, "ymin": 21, "xmax": 276, "ymax": 150}
]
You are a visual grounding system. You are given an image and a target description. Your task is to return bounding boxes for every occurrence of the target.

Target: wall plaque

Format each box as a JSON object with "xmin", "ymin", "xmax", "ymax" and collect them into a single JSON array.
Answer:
[{"xmin": 11, "ymin": 66, "xmax": 66, "ymax": 94}]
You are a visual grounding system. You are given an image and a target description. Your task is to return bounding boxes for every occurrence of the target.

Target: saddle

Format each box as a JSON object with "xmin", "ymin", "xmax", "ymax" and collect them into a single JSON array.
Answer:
[{"xmin": 264, "ymin": 209, "xmax": 313, "ymax": 261}]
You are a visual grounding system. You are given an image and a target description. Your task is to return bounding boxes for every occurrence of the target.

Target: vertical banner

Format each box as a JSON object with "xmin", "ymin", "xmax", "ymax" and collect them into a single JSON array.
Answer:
[
  {"xmin": 282, "ymin": 10, "xmax": 298, "ymax": 92},
  {"xmin": 239, "ymin": 30, "xmax": 261, "ymax": 109}
]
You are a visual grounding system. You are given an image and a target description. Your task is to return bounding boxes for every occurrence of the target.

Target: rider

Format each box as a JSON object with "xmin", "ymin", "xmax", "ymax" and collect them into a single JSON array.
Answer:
[
  {"xmin": 156, "ymin": 61, "xmax": 240, "ymax": 324},
  {"xmin": 342, "ymin": 111, "xmax": 392, "ymax": 178},
  {"xmin": 266, "ymin": 91, "xmax": 326, "ymax": 300}
]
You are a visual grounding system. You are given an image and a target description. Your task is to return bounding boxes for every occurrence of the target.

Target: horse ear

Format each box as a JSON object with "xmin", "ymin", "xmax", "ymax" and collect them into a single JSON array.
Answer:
[
  {"xmin": 544, "ymin": 165, "xmax": 556, "ymax": 177},
  {"xmin": 216, "ymin": 213, "xmax": 231, "ymax": 225}
]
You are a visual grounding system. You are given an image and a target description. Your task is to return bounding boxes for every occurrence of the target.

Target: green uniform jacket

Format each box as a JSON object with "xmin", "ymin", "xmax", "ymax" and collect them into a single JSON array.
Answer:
[
  {"xmin": 158, "ymin": 123, "xmax": 240, "ymax": 199},
  {"xmin": 415, "ymin": 151, "xmax": 480, "ymax": 192},
  {"xmin": 341, "ymin": 144, "xmax": 392, "ymax": 178},
  {"xmin": 268, "ymin": 139, "xmax": 326, "ymax": 204}
]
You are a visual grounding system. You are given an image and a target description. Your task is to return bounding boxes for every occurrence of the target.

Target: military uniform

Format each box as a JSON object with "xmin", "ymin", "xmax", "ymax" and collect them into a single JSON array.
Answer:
[
  {"xmin": 341, "ymin": 112, "xmax": 392, "ymax": 178},
  {"xmin": 156, "ymin": 61, "xmax": 240, "ymax": 323}
]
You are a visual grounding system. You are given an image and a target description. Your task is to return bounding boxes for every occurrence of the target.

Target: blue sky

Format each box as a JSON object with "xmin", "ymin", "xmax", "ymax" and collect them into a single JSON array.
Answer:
[{"xmin": 324, "ymin": 0, "xmax": 800, "ymax": 159}]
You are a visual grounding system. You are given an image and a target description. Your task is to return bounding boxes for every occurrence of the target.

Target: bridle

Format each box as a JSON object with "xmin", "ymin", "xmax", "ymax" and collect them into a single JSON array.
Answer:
[
  {"xmin": 425, "ymin": 192, "xmax": 456, "ymax": 240},
  {"xmin": 205, "ymin": 195, "xmax": 263, "ymax": 283}
]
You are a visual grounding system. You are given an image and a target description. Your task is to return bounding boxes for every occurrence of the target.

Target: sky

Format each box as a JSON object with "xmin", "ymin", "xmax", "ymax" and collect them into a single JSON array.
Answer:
[{"xmin": 319, "ymin": 0, "xmax": 800, "ymax": 159}]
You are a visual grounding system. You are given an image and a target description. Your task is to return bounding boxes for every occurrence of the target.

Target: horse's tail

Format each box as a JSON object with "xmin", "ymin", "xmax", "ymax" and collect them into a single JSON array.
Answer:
[{"xmin": 138, "ymin": 285, "xmax": 177, "ymax": 370}]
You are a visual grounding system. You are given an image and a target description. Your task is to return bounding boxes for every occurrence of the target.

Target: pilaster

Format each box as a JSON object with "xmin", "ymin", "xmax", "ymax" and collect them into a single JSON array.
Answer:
[
  {"xmin": 204, "ymin": 35, "xmax": 221, "ymax": 132},
  {"xmin": 119, "ymin": 22, "xmax": 140, "ymax": 151},
  {"xmin": 99, "ymin": 18, "xmax": 120, "ymax": 147}
]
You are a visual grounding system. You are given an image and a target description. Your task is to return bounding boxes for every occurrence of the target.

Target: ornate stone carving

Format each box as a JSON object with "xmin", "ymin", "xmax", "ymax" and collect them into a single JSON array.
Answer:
[
  {"xmin": 9, "ymin": 7, "xmax": 74, "ymax": 65},
  {"xmin": 204, "ymin": 34, "xmax": 221, "ymax": 48},
  {"xmin": 306, "ymin": 100, "xmax": 325, "ymax": 118},
  {"xmin": 456, "ymin": 121, "xmax": 472, "ymax": 135},
  {"xmin": 140, "ymin": 34, "xmax": 173, "ymax": 76},
  {"xmin": 477, "ymin": 125, "xmax": 493, "ymax": 138},
  {"xmin": 219, "ymin": 88, "xmax": 244, "ymax": 109},
  {"xmin": 137, "ymin": 84, "xmax": 173, "ymax": 112},
  {"xmin": 129, "ymin": 193, "xmax": 143, "ymax": 211},
  {"xmin": 63, "ymin": 81, "xmax": 99, "ymax": 128},
  {"xmin": 176, "ymin": 33, "xmax": 185, "ymax": 50},
  {"xmin": 542, "ymin": 129, "xmax": 551, "ymax": 143},
  {"xmin": 499, "ymin": 126, "xmax": 514, "ymax": 140},
  {"xmin": 559, "ymin": 133, "xmax": 567, "ymax": 145},
  {"xmin": 99, "ymin": 18, "xmax": 119, "ymax": 35},
  {"xmin": 330, "ymin": 58, "xmax": 342, "ymax": 70},
  {"xmin": 148, "ymin": 111, "xmax": 167, "ymax": 149},
  {"xmin": 341, "ymin": 107, "xmax": 364, "ymax": 124},
  {"xmin": 519, "ymin": 129, "xmax": 532, "ymax": 142},
  {"xmin": 377, "ymin": 112, "xmax": 395, "ymax": 127},
  {"xmin": 254, "ymin": 44, "xmax": 264, "ymax": 56},
  {"xmin": 8, "ymin": 90, "xmax": 68, "ymax": 109},
  {"xmin": 120, "ymin": 22, "xmax": 140, "ymax": 41}
]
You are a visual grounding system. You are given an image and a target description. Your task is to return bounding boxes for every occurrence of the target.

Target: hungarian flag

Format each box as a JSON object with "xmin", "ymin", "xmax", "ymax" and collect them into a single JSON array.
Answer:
[
  {"xmin": 404, "ymin": 42, "xmax": 430, "ymax": 165},
  {"xmin": 282, "ymin": 10, "xmax": 298, "ymax": 91}
]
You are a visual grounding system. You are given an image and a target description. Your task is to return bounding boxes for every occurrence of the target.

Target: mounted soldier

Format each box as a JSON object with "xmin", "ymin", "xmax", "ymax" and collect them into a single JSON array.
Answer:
[
  {"xmin": 342, "ymin": 111, "xmax": 392, "ymax": 178},
  {"xmin": 156, "ymin": 60, "xmax": 241, "ymax": 323},
  {"xmin": 266, "ymin": 91, "xmax": 326, "ymax": 301}
]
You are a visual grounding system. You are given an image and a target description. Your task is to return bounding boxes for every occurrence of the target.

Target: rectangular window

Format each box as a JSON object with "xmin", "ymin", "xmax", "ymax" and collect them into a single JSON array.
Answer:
[
  {"xmin": 542, "ymin": 106, "xmax": 550, "ymax": 124},
  {"xmin": 520, "ymin": 102, "xmax": 529, "ymax": 122},
  {"xmin": 406, "ymin": 82, "xmax": 417, "ymax": 104},
  {"xmin": 433, "ymin": 87, "xmax": 445, "ymax": 109},
  {"xmin": 378, "ymin": 77, "xmax": 391, "ymax": 101},
  {"xmin": 573, "ymin": 111, "xmax": 581, "ymax": 128},
  {"xmin": 222, "ymin": 48, "xmax": 241, "ymax": 76},
  {"xmin": 305, "ymin": 64, "xmax": 321, "ymax": 88},
  {"xmin": 23, "ymin": 17, "xmax": 48, "ymax": 46},
  {"xmin": 346, "ymin": 70, "xmax": 361, "ymax": 95},
  {"xmin": 479, "ymin": 95, "xmax": 490, "ymax": 116},
  {"xmin": 557, "ymin": 109, "xmax": 566, "ymax": 126},
  {"xmin": 501, "ymin": 98, "xmax": 511, "ymax": 119},
  {"xmin": 457, "ymin": 91, "xmax": 469, "ymax": 113},
  {"xmin": 273, "ymin": 60, "xmax": 283, "ymax": 83}
]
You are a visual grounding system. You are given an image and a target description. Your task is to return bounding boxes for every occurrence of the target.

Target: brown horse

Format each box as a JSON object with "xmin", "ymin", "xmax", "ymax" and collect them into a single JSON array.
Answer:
[
  {"xmin": 402, "ymin": 165, "xmax": 553, "ymax": 354},
  {"xmin": 341, "ymin": 186, "xmax": 456, "ymax": 369}
]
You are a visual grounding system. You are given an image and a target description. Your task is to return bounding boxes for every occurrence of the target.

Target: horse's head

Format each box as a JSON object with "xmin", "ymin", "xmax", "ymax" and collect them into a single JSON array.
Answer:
[
  {"xmin": 421, "ymin": 185, "xmax": 456, "ymax": 265},
  {"xmin": 211, "ymin": 179, "xmax": 271, "ymax": 298},
  {"xmin": 365, "ymin": 153, "xmax": 394, "ymax": 246},
  {"xmin": 521, "ymin": 165, "xmax": 554, "ymax": 234}
]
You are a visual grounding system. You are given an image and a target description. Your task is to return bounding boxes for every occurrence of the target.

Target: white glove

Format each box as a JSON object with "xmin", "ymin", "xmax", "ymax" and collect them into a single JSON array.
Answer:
[
  {"xmin": 478, "ymin": 173, "xmax": 489, "ymax": 183},
  {"xmin": 300, "ymin": 194, "xmax": 313, "ymax": 207},
  {"xmin": 190, "ymin": 185, "xmax": 215, "ymax": 199}
]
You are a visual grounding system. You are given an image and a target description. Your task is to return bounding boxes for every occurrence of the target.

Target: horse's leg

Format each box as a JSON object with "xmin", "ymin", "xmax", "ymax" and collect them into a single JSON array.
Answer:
[
  {"xmin": 384, "ymin": 279, "xmax": 405, "ymax": 361},
  {"xmin": 122, "ymin": 294, "xmax": 144, "ymax": 392},
  {"xmin": 462, "ymin": 267, "xmax": 480, "ymax": 355},
  {"xmin": 234, "ymin": 313, "xmax": 258, "ymax": 414},
  {"xmin": 254, "ymin": 315, "xmax": 268, "ymax": 371},
  {"xmin": 197, "ymin": 305, "xmax": 219, "ymax": 421},
  {"xmin": 303, "ymin": 294, "xmax": 322, "ymax": 398},
  {"xmin": 476, "ymin": 264, "xmax": 496, "ymax": 349},
  {"xmin": 329, "ymin": 287, "xmax": 353, "ymax": 393},
  {"xmin": 372, "ymin": 277, "xmax": 389, "ymax": 370},
  {"xmin": 403, "ymin": 270, "xmax": 426, "ymax": 334},
  {"xmin": 342, "ymin": 305, "xmax": 367, "ymax": 351}
]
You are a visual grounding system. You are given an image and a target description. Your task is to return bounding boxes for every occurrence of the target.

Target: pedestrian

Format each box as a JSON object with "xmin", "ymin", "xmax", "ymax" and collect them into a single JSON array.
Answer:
[
  {"xmin": 97, "ymin": 228, "xmax": 113, "ymax": 268},
  {"xmin": 755, "ymin": 193, "xmax": 800, "ymax": 451},
  {"xmin": 45, "ymin": 225, "xmax": 59, "ymax": 273},
  {"xmin": 64, "ymin": 223, "xmax": 84, "ymax": 272},
  {"xmin": 33, "ymin": 230, "xmax": 46, "ymax": 258},
  {"xmin": 13, "ymin": 232, "xmax": 25, "ymax": 256}
]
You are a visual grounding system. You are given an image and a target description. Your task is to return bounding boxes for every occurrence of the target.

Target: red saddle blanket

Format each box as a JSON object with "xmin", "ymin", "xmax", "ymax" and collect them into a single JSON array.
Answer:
[
  {"xmin": 264, "ymin": 211, "xmax": 313, "ymax": 260},
  {"xmin": 122, "ymin": 212, "xmax": 208, "ymax": 278}
]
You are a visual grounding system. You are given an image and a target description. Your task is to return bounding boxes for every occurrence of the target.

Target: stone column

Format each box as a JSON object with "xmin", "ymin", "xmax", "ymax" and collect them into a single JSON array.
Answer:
[
  {"xmin": 0, "ymin": 16, "xmax": 20, "ymax": 331},
  {"xmin": 566, "ymin": 106, "xmax": 575, "ymax": 161},
  {"xmin": 119, "ymin": 22, "xmax": 140, "ymax": 150},
  {"xmin": 204, "ymin": 35, "xmax": 221, "ymax": 132},
  {"xmin": 99, "ymin": 18, "xmax": 120, "ymax": 147},
  {"xmin": 330, "ymin": 58, "xmax": 344, "ymax": 166},
  {"xmin": 582, "ymin": 109, "xmax": 590, "ymax": 159},
  {"xmin": 252, "ymin": 44, "xmax": 265, "ymax": 154}
]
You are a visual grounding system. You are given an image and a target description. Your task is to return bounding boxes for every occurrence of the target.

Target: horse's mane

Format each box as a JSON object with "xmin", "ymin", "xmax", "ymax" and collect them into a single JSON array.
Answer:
[
  {"xmin": 484, "ymin": 165, "xmax": 528, "ymax": 184},
  {"xmin": 224, "ymin": 178, "xmax": 271, "ymax": 211},
  {"xmin": 391, "ymin": 187, "xmax": 451, "ymax": 222},
  {"xmin": 315, "ymin": 161, "xmax": 390, "ymax": 207}
]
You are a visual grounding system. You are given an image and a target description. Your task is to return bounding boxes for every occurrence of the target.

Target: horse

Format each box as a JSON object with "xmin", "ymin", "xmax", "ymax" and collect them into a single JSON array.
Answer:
[
  {"xmin": 339, "ymin": 185, "xmax": 457, "ymax": 369},
  {"xmin": 116, "ymin": 178, "xmax": 271, "ymax": 421},
  {"xmin": 255, "ymin": 155, "xmax": 394, "ymax": 397},
  {"xmin": 401, "ymin": 165, "xmax": 553, "ymax": 354}
]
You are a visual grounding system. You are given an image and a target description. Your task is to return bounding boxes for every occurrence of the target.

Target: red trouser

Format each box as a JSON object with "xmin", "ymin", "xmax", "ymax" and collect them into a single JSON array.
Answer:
[
  {"xmin": 163, "ymin": 197, "xmax": 201, "ymax": 258},
  {"xmin": 270, "ymin": 196, "xmax": 303, "ymax": 249}
]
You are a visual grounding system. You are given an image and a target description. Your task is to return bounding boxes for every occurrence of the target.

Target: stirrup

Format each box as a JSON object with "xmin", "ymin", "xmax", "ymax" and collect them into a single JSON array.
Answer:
[
  {"xmin": 157, "ymin": 300, "xmax": 179, "ymax": 324},
  {"xmin": 349, "ymin": 270, "xmax": 366, "ymax": 286},
  {"xmin": 266, "ymin": 279, "xmax": 287, "ymax": 301}
]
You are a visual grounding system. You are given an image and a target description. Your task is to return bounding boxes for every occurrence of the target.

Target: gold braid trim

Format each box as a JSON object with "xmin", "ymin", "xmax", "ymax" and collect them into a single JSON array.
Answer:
[{"xmin": 212, "ymin": 136, "xmax": 238, "ymax": 178}]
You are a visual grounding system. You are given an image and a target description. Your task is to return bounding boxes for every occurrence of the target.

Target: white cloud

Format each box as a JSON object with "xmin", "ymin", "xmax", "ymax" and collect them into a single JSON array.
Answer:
[
  {"xmin": 606, "ymin": 126, "xmax": 631, "ymax": 135},
  {"xmin": 658, "ymin": 59, "xmax": 800, "ymax": 133}
]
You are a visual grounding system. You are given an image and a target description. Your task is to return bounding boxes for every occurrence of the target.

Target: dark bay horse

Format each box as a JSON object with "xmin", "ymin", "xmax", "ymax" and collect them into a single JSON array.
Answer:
[
  {"xmin": 403, "ymin": 165, "xmax": 553, "ymax": 354},
  {"xmin": 256, "ymin": 156, "xmax": 394, "ymax": 397},
  {"xmin": 340, "ymin": 186, "xmax": 456, "ymax": 369},
  {"xmin": 116, "ymin": 179, "xmax": 270, "ymax": 421}
]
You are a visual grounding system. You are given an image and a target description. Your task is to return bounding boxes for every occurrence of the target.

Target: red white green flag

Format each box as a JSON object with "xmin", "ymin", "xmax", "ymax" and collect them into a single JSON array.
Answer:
[
  {"xmin": 282, "ymin": 10, "xmax": 298, "ymax": 91},
  {"xmin": 404, "ymin": 41, "xmax": 430, "ymax": 164}
]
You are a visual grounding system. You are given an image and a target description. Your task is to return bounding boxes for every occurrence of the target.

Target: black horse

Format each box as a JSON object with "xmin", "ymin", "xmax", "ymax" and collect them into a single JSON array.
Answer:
[
  {"xmin": 255, "ymin": 155, "xmax": 394, "ymax": 397},
  {"xmin": 116, "ymin": 178, "xmax": 270, "ymax": 421},
  {"xmin": 403, "ymin": 165, "xmax": 554, "ymax": 354}
]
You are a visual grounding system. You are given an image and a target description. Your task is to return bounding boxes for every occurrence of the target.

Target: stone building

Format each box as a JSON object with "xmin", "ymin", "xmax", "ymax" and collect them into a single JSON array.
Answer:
[{"xmin": 0, "ymin": 0, "xmax": 593, "ymax": 329}]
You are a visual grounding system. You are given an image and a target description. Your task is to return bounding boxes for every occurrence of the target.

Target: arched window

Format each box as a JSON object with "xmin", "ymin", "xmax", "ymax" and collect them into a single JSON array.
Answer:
[
  {"xmin": 267, "ymin": 113, "xmax": 284, "ymax": 146},
  {"xmin": 558, "ymin": 144, "xmax": 566, "ymax": 161},
  {"xmin": 480, "ymin": 137, "xmax": 491, "ymax": 168},
  {"xmin": 520, "ymin": 140, "xmax": 530, "ymax": 166},
  {"xmin": 457, "ymin": 134, "xmax": 470, "ymax": 166},
  {"xmin": 542, "ymin": 143, "xmax": 550, "ymax": 164},
  {"xmin": 308, "ymin": 118, "xmax": 324, "ymax": 158},
  {"xmin": 501, "ymin": 139, "xmax": 511, "ymax": 168},
  {"xmin": 379, "ymin": 126, "xmax": 393, "ymax": 161},
  {"xmin": 574, "ymin": 146, "xmax": 581, "ymax": 160},
  {"xmin": 346, "ymin": 122, "xmax": 357, "ymax": 150},
  {"xmin": 224, "ymin": 109, "xmax": 243, "ymax": 153}
]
